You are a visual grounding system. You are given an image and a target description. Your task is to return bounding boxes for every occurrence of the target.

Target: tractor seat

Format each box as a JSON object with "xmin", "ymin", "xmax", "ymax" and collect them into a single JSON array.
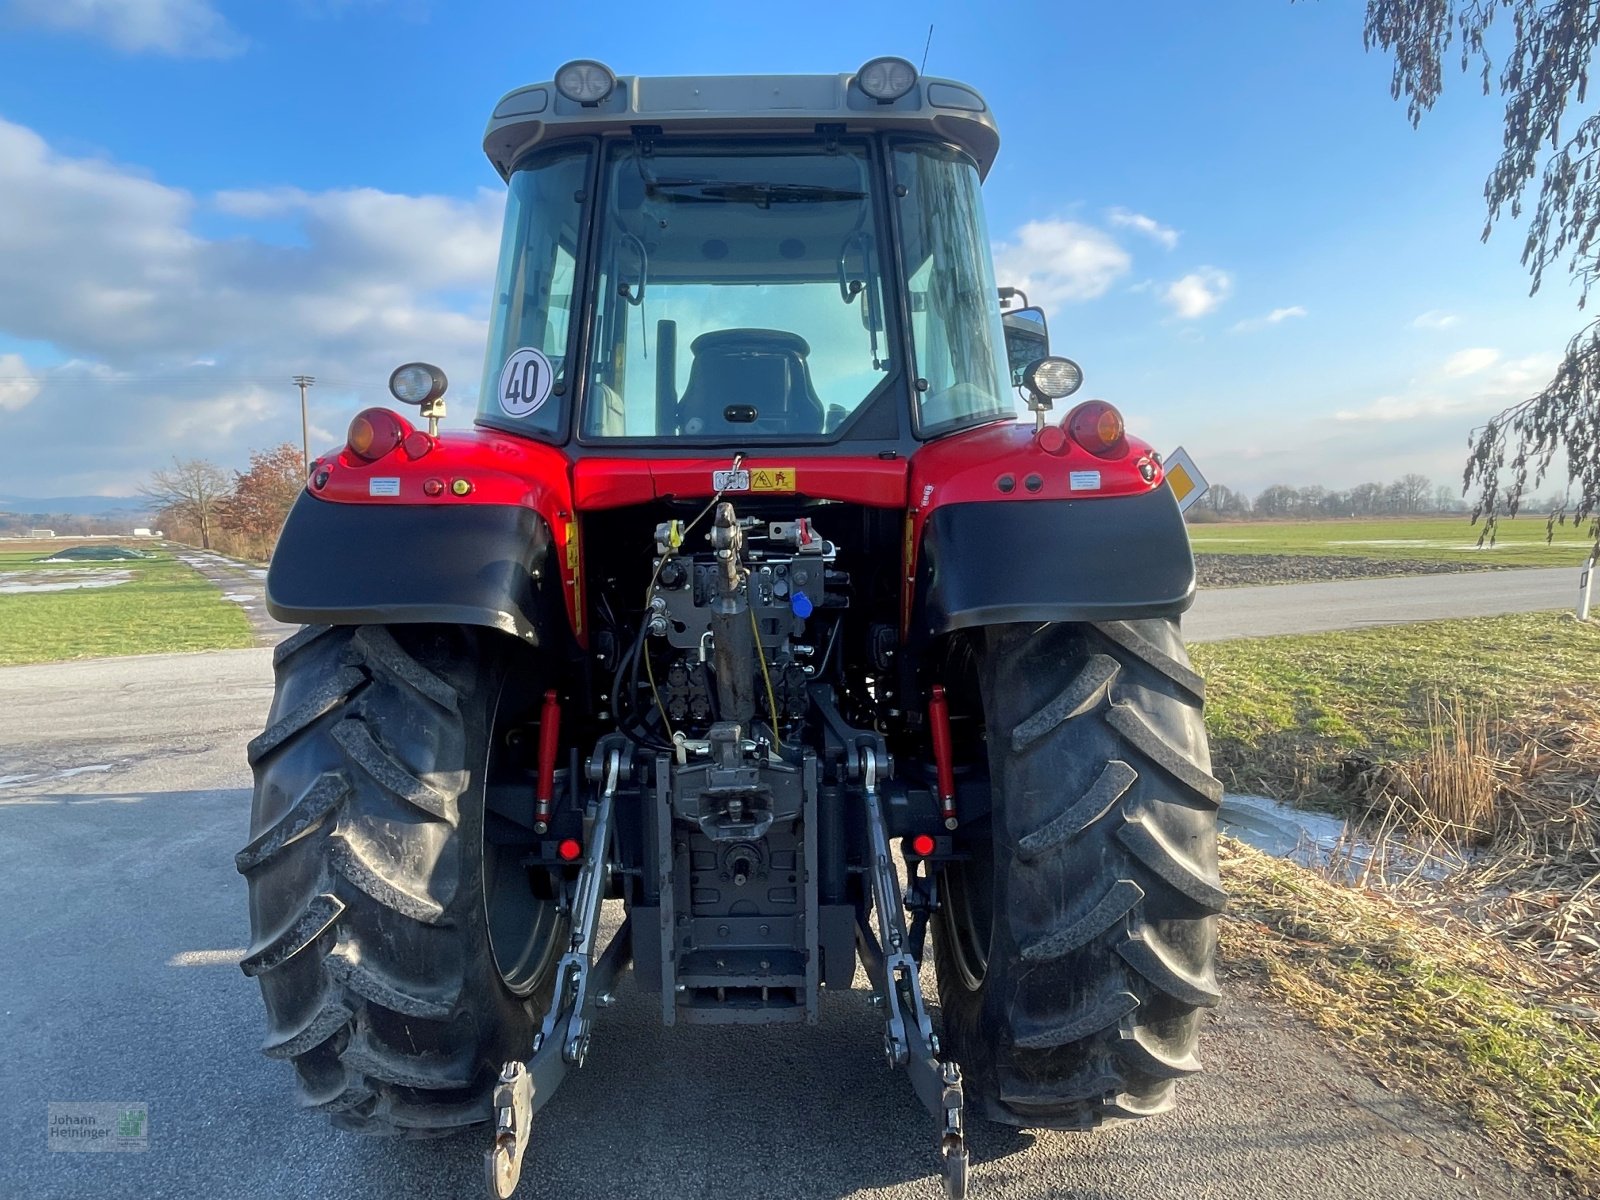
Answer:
[{"xmin": 677, "ymin": 329, "xmax": 826, "ymax": 435}]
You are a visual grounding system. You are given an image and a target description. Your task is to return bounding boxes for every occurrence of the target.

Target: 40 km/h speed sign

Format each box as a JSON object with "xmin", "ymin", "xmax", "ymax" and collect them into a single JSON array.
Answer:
[{"xmin": 1163, "ymin": 446, "xmax": 1209, "ymax": 513}]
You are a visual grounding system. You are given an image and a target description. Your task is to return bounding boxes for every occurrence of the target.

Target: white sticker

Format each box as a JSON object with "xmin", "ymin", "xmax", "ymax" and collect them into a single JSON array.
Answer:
[
  {"xmin": 713, "ymin": 469, "xmax": 751, "ymax": 492},
  {"xmin": 498, "ymin": 347, "xmax": 554, "ymax": 419},
  {"xmin": 1069, "ymin": 470, "xmax": 1101, "ymax": 491},
  {"xmin": 369, "ymin": 477, "xmax": 401, "ymax": 497}
]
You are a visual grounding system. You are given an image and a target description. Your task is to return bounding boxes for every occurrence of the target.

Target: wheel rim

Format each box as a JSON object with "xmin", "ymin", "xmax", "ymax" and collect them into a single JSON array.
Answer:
[
  {"xmin": 484, "ymin": 844, "xmax": 564, "ymax": 995},
  {"xmin": 481, "ymin": 682, "xmax": 566, "ymax": 996},
  {"xmin": 941, "ymin": 831, "xmax": 994, "ymax": 991}
]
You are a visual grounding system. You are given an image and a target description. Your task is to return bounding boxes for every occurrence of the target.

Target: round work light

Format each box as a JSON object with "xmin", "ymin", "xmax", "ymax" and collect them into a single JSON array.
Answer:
[
  {"xmin": 857, "ymin": 56, "xmax": 918, "ymax": 102},
  {"xmin": 388, "ymin": 362, "xmax": 448, "ymax": 406},
  {"xmin": 555, "ymin": 59, "xmax": 617, "ymax": 105}
]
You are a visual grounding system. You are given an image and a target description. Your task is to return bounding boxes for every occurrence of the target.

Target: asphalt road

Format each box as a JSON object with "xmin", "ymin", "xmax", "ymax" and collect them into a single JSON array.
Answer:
[
  {"xmin": 0, "ymin": 650, "xmax": 1553, "ymax": 1199},
  {"xmin": 1185, "ymin": 564, "xmax": 1579, "ymax": 642}
]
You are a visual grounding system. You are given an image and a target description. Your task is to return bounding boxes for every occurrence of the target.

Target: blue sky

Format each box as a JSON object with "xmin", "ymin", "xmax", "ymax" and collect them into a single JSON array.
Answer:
[{"xmin": 0, "ymin": 0, "xmax": 1579, "ymax": 499}]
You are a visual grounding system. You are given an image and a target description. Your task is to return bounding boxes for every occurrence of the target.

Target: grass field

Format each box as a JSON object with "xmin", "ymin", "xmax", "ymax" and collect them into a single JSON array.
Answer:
[
  {"xmin": 0, "ymin": 542, "xmax": 253, "ymax": 666},
  {"xmin": 1200, "ymin": 613, "xmax": 1600, "ymax": 1194},
  {"xmin": 1189, "ymin": 514, "xmax": 1596, "ymax": 567},
  {"xmin": 1191, "ymin": 611, "xmax": 1600, "ymax": 808}
]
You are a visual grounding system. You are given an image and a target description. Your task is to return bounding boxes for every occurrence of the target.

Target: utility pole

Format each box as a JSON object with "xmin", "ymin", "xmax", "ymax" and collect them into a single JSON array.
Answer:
[{"xmin": 293, "ymin": 375, "xmax": 316, "ymax": 474}]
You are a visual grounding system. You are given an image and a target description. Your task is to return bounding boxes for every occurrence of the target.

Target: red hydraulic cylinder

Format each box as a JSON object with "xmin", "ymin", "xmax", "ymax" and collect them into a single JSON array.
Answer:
[
  {"xmin": 928, "ymin": 684, "xmax": 958, "ymax": 830},
  {"xmin": 533, "ymin": 689, "xmax": 561, "ymax": 834}
]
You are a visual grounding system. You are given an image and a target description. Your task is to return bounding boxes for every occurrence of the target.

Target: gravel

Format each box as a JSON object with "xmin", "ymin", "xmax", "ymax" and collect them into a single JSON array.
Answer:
[{"xmin": 1196, "ymin": 553, "xmax": 1496, "ymax": 588}]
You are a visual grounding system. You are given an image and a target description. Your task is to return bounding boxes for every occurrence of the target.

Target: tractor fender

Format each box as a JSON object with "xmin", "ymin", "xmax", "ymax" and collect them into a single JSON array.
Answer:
[
  {"xmin": 909, "ymin": 483, "xmax": 1196, "ymax": 638},
  {"xmin": 266, "ymin": 494, "xmax": 570, "ymax": 648}
]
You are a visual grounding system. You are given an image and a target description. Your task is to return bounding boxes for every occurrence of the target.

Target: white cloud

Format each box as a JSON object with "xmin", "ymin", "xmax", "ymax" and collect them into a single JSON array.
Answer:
[
  {"xmin": 0, "ymin": 353, "xmax": 42, "ymax": 412},
  {"xmin": 0, "ymin": 115, "xmax": 502, "ymax": 495},
  {"xmin": 1106, "ymin": 207, "xmax": 1179, "ymax": 249},
  {"xmin": 1334, "ymin": 351, "xmax": 1552, "ymax": 423},
  {"xmin": 991, "ymin": 219, "xmax": 1131, "ymax": 309},
  {"xmin": 4, "ymin": 0, "xmax": 243, "ymax": 57},
  {"xmin": 1229, "ymin": 305, "xmax": 1307, "ymax": 333},
  {"xmin": 1413, "ymin": 309, "xmax": 1460, "ymax": 330},
  {"xmin": 1161, "ymin": 267, "xmax": 1233, "ymax": 319},
  {"xmin": 1441, "ymin": 347, "xmax": 1500, "ymax": 377}
]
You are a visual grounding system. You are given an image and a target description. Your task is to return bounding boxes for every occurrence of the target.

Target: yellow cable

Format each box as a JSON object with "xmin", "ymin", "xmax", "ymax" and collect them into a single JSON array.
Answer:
[
  {"xmin": 644, "ymin": 633, "xmax": 675, "ymax": 748},
  {"xmin": 751, "ymin": 604, "xmax": 783, "ymax": 751}
]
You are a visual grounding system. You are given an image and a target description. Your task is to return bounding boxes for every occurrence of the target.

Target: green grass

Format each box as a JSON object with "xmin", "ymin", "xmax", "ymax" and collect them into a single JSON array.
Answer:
[
  {"xmin": 1190, "ymin": 612, "xmax": 1600, "ymax": 808},
  {"xmin": 0, "ymin": 546, "xmax": 253, "ymax": 665},
  {"xmin": 1189, "ymin": 515, "xmax": 1596, "ymax": 566},
  {"xmin": 1225, "ymin": 839, "xmax": 1600, "ymax": 1196}
]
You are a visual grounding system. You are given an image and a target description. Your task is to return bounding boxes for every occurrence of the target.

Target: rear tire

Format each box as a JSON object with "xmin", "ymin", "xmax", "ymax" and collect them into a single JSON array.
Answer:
[
  {"xmin": 934, "ymin": 618, "xmax": 1223, "ymax": 1129},
  {"xmin": 238, "ymin": 624, "xmax": 565, "ymax": 1135}
]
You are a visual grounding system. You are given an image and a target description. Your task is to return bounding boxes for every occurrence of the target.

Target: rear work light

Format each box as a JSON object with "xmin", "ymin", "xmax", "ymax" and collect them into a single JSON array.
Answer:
[
  {"xmin": 1065, "ymin": 400, "xmax": 1126, "ymax": 458},
  {"xmin": 346, "ymin": 408, "xmax": 412, "ymax": 462}
]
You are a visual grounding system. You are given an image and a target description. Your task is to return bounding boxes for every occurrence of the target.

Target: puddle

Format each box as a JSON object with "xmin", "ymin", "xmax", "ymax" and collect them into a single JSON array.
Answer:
[
  {"xmin": 1220, "ymin": 793, "xmax": 1470, "ymax": 883},
  {"xmin": 0, "ymin": 570, "xmax": 134, "ymax": 594}
]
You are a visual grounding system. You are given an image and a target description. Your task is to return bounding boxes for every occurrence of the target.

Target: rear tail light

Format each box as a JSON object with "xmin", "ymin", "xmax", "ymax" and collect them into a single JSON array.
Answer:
[
  {"xmin": 346, "ymin": 408, "xmax": 412, "ymax": 462},
  {"xmin": 907, "ymin": 833, "xmax": 936, "ymax": 858},
  {"xmin": 1065, "ymin": 400, "xmax": 1126, "ymax": 458}
]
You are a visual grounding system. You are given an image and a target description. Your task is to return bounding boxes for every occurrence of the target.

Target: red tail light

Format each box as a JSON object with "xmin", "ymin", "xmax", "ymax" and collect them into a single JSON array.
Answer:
[
  {"xmin": 346, "ymin": 408, "xmax": 412, "ymax": 462},
  {"xmin": 908, "ymin": 833, "xmax": 936, "ymax": 858},
  {"xmin": 1065, "ymin": 400, "xmax": 1126, "ymax": 458}
]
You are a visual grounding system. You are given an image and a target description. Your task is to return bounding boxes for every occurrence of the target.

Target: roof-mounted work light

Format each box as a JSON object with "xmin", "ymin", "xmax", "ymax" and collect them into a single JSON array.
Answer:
[
  {"xmin": 555, "ymin": 59, "xmax": 617, "ymax": 105},
  {"xmin": 856, "ymin": 56, "xmax": 918, "ymax": 102}
]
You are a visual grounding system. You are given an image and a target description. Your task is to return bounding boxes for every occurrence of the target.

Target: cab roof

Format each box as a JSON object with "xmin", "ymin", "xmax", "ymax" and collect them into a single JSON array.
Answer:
[{"xmin": 483, "ymin": 65, "xmax": 1000, "ymax": 181}]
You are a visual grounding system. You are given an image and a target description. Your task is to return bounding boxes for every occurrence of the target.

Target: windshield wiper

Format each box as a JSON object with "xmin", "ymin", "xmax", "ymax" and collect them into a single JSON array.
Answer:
[{"xmin": 645, "ymin": 179, "xmax": 866, "ymax": 207}]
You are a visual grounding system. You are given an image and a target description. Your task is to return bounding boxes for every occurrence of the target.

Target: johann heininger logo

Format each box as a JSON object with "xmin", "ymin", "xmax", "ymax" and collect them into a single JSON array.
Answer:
[{"xmin": 48, "ymin": 1102, "xmax": 149, "ymax": 1153}]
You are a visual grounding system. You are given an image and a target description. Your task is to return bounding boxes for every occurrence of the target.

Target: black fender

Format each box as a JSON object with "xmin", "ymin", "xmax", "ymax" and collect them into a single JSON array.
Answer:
[
  {"xmin": 266, "ymin": 494, "xmax": 567, "ymax": 647},
  {"xmin": 912, "ymin": 486, "xmax": 1195, "ymax": 637}
]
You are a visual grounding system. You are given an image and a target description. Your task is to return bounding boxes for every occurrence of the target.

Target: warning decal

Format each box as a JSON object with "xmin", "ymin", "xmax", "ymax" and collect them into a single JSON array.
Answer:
[{"xmin": 749, "ymin": 466, "xmax": 797, "ymax": 493}]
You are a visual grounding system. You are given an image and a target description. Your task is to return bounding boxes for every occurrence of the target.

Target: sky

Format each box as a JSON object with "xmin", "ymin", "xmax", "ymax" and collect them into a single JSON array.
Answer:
[{"xmin": 0, "ymin": 0, "xmax": 1582, "ymax": 500}]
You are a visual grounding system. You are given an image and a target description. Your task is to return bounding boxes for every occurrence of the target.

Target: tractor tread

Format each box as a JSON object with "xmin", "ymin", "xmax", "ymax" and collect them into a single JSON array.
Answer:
[
  {"xmin": 1012, "ymin": 989, "xmax": 1138, "ymax": 1051},
  {"xmin": 351, "ymin": 626, "xmax": 460, "ymax": 713},
  {"xmin": 1091, "ymin": 621, "xmax": 1205, "ymax": 702},
  {"xmin": 272, "ymin": 623, "xmax": 336, "ymax": 669},
  {"xmin": 1106, "ymin": 704, "xmax": 1223, "ymax": 806},
  {"xmin": 1120, "ymin": 1025, "xmax": 1203, "ymax": 1080},
  {"xmin": 1010, "ymin": 654, "xmax": 1119, "ymax": 753},
  {"xmin": 1117, "ymin": 812, "xmax": 1227, "ymax": 912},
  {"xmin": 340, "ymin": 1026, "xmax": 475, "ymax": 1090},
  {"xmin": 328, "ymin": 829, "xmax": 450, "ymax": 924},
  {"xmin": 1020, "ymin": 879, "xmax": 1143, "ymax": 963},
  {"xmin": 239, "ymin": 892, "xmax": 344, "ymax": 978},
  {"xmin": 330, "ymin": 720, "xmax": 456, "ymax": 824},
  {"xmin": 1103, "ymin": 1082, "xmax": 1177, "ymax": 1120},
  {"xmin": 998, "ymin": 1072, "xmax": 1121, "ymax": 1112},
  {"xmin": 235, "ymin": 772, "xmax": 349, "ymax": 874},
  {"xmin": 243, "ymin": 625, "xmax": 560, "ymax": 1138},
  {"xmin": 247, "ymin": 667, "xmax": 367, "ymax": 765},
  {"xmin": 325, "ymin": 944, "xmax": 459, "ymax": 1020},
  {"xmin": 1016, "ymin": 760, "xmax": 1137, "ymax": 861},
  {"xmin": 936, "ymin": 617, "xmax": 1220, "ymax": 1131},
  {"xmin": 1117, "ymin": 924, "xmax": 1223, "ymax": 1008},
  {"xmin": 261, "ymin": 995, "xmax": 353, "ymax": 1060}
]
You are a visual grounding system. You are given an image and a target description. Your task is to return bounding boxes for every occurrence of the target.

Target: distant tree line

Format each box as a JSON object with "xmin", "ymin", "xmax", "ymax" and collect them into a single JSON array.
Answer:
[
  {"xmin": 0, "ymin": 511, "xmax": 142, "ymax": 537},
  {"xmin": 143, "ymin": 443, "xmax": 304, "ymax": 559},
  {"xmin": 1186, "ymin": 474, "xmax": 1567, "ymax": 523}
]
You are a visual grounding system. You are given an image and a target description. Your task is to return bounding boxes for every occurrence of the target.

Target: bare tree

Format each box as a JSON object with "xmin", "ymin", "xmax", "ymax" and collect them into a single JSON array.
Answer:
[
  {"xmin": 141, "ymin": 458, "xmax": 231, "ymax": 549},
  {"xmin": 1365, "ymin": 2, "xmax": 1600, "ymax": 548},
  {"xmin": 1396, "ymin": 472, "xmax": 1433, "ymax": 512}
]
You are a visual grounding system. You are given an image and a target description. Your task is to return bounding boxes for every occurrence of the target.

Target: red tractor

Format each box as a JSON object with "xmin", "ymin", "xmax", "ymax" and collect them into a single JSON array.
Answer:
[{"xmin": 239, "ymin": 57, "xmax": 1220, "ymax": 1199}]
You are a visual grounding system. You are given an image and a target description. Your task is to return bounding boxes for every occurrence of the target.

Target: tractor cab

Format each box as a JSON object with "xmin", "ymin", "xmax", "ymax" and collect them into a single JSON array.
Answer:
[{"xmin": 476, "ymin": 58, "xmax": 1034, "ymax": 451}]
